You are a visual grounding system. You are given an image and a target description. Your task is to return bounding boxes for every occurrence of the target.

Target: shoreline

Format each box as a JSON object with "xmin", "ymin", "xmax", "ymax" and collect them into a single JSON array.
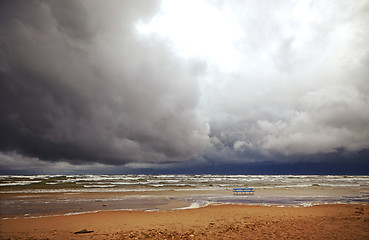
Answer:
[
  {"xmin": 1, "ymin": 204, "xmax": 368, "ymax": 239},
  {"xmin": 1, "ymin": 201, "xmax": 368, "ymax": 220},
  {"xmin": 1, "ymin": 187, "xmax": 368, "ymax": 219}
]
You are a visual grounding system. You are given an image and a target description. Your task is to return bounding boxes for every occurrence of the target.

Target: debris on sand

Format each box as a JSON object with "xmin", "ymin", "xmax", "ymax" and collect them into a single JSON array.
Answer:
[{"xmin": 74, "ymin": 229, "xmax": 94, "ymax": 234}]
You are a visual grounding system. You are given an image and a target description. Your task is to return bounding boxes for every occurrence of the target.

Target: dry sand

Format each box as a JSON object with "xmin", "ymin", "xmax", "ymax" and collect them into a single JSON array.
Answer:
[{"xmin": 1, "ymin": 204, "xmax": 368, "ymax": 240}]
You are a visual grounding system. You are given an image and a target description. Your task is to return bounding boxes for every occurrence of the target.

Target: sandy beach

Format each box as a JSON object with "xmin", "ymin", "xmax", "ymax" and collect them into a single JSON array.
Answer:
[{"xmin": 1, "ymin": 204, "xmax": 368, "ymax": 240}]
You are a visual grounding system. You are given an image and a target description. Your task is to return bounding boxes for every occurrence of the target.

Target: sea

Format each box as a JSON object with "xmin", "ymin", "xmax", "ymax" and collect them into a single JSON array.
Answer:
[{"xmin": 1, "ymin": 175, "xmax": 368, "ymax": 219}]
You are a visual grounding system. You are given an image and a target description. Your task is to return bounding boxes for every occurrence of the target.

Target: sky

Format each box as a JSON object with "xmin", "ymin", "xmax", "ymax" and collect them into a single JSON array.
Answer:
[{"xmin": 1, "ymin": 0, "xmax": 369, "ymax": 175}]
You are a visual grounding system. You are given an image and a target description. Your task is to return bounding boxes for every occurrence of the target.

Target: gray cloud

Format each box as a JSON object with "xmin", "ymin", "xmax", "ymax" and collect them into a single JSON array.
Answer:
[
  {"xmin": 199, "ymin": 0, "xmax": 369, "ymax": 162},
  {"xmin": 0, "ymin": 0, "xmax": 210, "ymax": 166}
]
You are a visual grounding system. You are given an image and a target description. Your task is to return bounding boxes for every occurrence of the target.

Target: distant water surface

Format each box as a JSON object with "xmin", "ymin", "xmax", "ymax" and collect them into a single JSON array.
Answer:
[{"xmin": 1, "ymin": 175, "xmax": 368, "ymax": 218}]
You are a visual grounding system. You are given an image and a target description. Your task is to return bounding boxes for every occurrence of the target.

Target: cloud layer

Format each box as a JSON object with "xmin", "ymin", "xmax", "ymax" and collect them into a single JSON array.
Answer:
[
  {"xmin": 1, "ymin": 0, "xmax": 368, "ymax": 172},
  {"xmin": 198, "ymin": 0, "xmax": 369, "ymax": 162}
]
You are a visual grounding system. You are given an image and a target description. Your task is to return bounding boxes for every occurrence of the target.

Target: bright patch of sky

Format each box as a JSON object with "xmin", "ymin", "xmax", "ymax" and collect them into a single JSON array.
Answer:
[{"xmin": 136, "ymin": 0, "xmax": 244, "ymax": 72}]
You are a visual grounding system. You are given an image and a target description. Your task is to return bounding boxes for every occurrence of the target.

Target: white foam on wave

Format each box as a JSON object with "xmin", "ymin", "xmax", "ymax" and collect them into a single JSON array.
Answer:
[
  {"xmin": 0, "ymin": 180, "xmax": 41, "ymax": 186},
  {"xmin": 83, "ymin": 185, "xmax": 116, "ymax": 188},
  {"xmin": 175, "ymin": 202, "xmax": 202, "ymax": 210}
]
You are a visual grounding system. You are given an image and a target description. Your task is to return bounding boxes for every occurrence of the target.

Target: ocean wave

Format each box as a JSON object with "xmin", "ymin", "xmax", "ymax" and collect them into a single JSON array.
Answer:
[
  {"xmin": 0, "ymin": 180, "xmax": 42, "ymax": 186},
  {"xmin": 1, "ymin": 175, "xmax": 368, "ymax": 193},
  {"xmin": 83, "ymin": 185, "xmax": 116, "ymax": 188}
]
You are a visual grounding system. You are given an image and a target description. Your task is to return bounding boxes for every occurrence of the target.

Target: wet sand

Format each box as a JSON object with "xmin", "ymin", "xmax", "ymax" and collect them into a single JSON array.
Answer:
[{"xmin": 1, "ymin": 204, "xmax": 368, "ymax": 239}]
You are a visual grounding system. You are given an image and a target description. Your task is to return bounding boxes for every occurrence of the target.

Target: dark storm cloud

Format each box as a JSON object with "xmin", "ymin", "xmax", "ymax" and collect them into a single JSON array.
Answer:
[{"xmin": 0, "ymin": 0, "xmax": 210, "ymax": 166}]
